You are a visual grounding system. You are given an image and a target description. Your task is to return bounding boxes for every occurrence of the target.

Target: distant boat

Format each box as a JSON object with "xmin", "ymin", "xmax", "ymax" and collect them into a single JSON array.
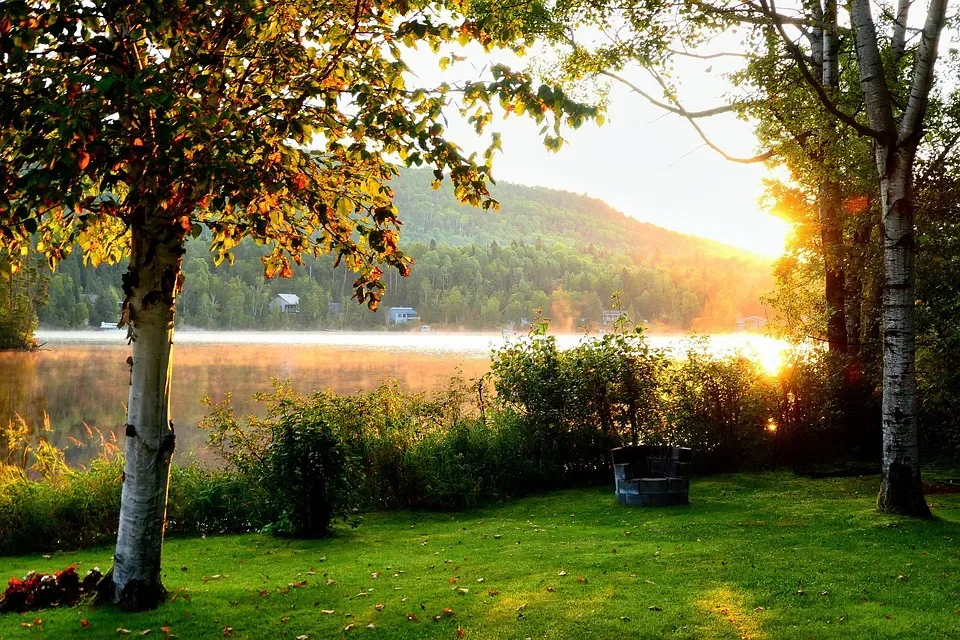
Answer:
[{"xmin": 99, "ymin": 322, "xmax": 120, "ymax": 330}]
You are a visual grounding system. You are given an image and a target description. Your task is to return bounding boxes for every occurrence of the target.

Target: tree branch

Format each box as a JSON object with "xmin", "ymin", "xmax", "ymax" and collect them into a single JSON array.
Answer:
[
  {"xmin": 599, "ymin": 69, "xmax": 746, "ymax": 118},
  {"xmin": 645, "ymin": 70, "xmax": 775, "ymax": 164},
  {"xmin": 899, "ymin": 0, "xmax": 948, "ymax": 146},
  {"xmin": 760, "ymin": 0, "xmax": 884, "ymax": 139}
]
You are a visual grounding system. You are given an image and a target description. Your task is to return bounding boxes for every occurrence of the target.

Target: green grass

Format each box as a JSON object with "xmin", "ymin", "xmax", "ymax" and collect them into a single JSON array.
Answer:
[{"xmin": 2, "ymin": 472, "xmax": 960, "ymax": 639}]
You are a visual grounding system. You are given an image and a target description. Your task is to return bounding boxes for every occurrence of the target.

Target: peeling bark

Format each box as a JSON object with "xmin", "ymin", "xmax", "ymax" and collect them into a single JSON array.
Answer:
[
  {"xmin": 99, "ymin": 215, "xmax": 186, "ymax": 610},
  {"xmin": 850, "ymin": 0, "xmax": 946, "ymax": 516}
]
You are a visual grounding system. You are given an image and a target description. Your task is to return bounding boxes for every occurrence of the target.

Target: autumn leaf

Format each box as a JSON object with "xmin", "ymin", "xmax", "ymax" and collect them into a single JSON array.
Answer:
[
  {"xmin": 81, "ymin": 619, "xmax": 91, "ymax": 628},
  {"xmin": 117, "ymin": 630, "xmax": 131, "ymax": 635},
  {"xmin": 222, "ymin": 626, "xmax": 233, "ymax": 637},
  {"xmin": 443, "ymin": 607, "xmax": 455, "ymax": 616},
  {"xmin": 456, "ymin": 626, "xmax": 466, "ymax": 638},
  {"xmin": 77, "ymin": 151, "xmax": 91, "ymax": 170}
]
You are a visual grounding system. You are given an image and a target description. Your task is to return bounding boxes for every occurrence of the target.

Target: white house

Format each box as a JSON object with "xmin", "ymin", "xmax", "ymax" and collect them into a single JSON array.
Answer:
[
  {"xmin": 387, "ymin": 307, "xmax": 419, "ymax": 324},
  {"xmin": 269, "ymin": 293, "xmax": 300, "ymax": 313},
  {"xmin": 602, "ymin": 309, "xmax": 626, "ymax": 326}
]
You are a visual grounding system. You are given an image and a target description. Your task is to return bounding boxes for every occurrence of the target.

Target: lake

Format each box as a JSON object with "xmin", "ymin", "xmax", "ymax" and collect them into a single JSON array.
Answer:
[{"xmin": 2, "ymin": 330, "xmax": 789, "ymax": 463}]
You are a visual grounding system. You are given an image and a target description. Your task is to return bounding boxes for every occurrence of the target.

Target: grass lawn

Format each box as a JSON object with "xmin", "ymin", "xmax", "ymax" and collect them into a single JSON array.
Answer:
[{"xmin": 1, "ymin": 472, "xmax": 959, "ymax": 639}]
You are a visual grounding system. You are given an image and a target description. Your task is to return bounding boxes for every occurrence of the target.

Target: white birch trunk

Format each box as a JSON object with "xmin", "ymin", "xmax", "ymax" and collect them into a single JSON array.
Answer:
[
  {"xmin": 101, "ymin": 219, "xmax": 185, "ymax": 609},
  {"xmin": 876, "ymin": 153, "xmax": 930, "ymax": 515},
  {"xmin": 850, "ymin": 0, "xmax": 947, "ymax": 516}
]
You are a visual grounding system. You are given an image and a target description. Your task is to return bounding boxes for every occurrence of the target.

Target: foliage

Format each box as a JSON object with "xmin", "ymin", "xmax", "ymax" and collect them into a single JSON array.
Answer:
[
  {"xmin": 2, "ymin": 474, "xmax": 960, "ymax": 637},
  {"xmin": 0, "ymin": 565, "xmax": 102, "ymax": 614},
  {"xmin": 202, "ymin": 383, "xmax": 364, "ymax": 537},
  {"xmin": 0, "ymin": 252, "xmax": 45, "ymax": 349},
  {"xmin": 0, "ymin": 1, "xmax": 595, "ymax": 300},
  {"xmin": 660, "ymin": 337, "xmax": 775, "ymax": 472},
  {"xmin": 31, "ymin": 169, "xmax": 772, "ymax": 332},
  {"xmin": 0, "ymin": 421, "xmax": 264, "ymax": 554}
]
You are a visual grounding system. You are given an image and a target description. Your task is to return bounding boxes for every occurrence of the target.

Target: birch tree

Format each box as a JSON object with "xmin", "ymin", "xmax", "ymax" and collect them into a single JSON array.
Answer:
[
  {"xmin": 0, "ymin": 0, "xmax": 596, "ymax": 610},
  {"xmin": 495, "ymin": 0, "xmax": 950, "ymax": 515}
]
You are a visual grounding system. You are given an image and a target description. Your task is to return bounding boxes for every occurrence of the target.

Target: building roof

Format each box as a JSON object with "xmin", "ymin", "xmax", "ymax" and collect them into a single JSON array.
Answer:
[
  {"xmin": 389, "ymin": 307, "xmax": 417, "ymax": 312},
  {"xmin": 275, "ymin": 293, "xmax": 300, "ymax": 305}
]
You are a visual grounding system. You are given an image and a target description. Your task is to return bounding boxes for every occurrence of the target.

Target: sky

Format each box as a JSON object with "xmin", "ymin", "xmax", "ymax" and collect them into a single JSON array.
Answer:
[{"xmin": 407, "ymin": 43, "xmax": 791, "ymax": 258}]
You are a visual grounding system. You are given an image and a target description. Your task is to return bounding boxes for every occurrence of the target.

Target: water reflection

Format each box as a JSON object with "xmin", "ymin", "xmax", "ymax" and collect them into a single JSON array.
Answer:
[{"xmin": 4, "ymin": 331, "xmax": 789, "ymax": 462}]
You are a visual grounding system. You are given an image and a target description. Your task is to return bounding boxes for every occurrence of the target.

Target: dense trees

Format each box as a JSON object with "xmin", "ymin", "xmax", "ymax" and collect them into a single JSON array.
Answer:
[{"xmin": 36, "ymin": 171, "xmax": 772, "ymax": 332}]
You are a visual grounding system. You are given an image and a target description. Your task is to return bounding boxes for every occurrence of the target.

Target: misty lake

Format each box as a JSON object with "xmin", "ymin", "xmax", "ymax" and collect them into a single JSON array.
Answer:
[{"xmin": 3, "ymin": 330, "xmax": 788, "ymax": 462}]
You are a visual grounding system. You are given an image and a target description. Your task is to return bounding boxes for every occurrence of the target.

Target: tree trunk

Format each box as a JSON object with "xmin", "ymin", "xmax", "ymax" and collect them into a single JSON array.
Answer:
[
  {"xmin": 820, "ymin": 179, "xmax": 847, "ymax": 353},
  {"xmin": 844, "ymin": 211, "xmax": 872, "ymax": 360},
  {"xmin": 100, "ymin": 217, "xmax": 186, "ymax": 610},
  {"xmin": 876, "ymin": 153, "xmax": 930, "ymax": 516}
]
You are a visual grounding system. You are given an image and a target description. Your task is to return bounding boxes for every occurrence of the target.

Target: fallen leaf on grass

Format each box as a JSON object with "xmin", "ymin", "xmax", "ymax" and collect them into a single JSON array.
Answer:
[
  {"xmin": 558, "ymin": 571, "xmax": 567, "ymax": 577},
  {"xmin": 222, "ymin": 626, "xmax": 233, "ymax": 637},
  {"xmin": 486, "ymin": 589, "xmax": 500, "ymax": 596},
  {"xmin": 140, "ymin": 630, "xmax": 152, "ymax": 636},
  {"xmin": 406, "ymin": 613, "xmax": 419, "ymax": 621},
  {"xmin": 375, "ymin": 603, "xmax": 386, "ymax": 611},
  {"xmin": 443, "ymin": 607, "xmax": 455, "ymax": 617},
  {"xmin": 457, "ymin": 588, "xmax": 469, "ymax": 595},
  {"xmin": 116, "ymin": 630, "xmax": 130, "ymax": 635},
  {"xmin": 456, "ymin": 625, "xmax": 466, "ymax": 638},
  {"xmin": 81, "ymin": 619, "xmax": 91, "ymax": 628},
  {"xmin": 649, "ymin": 606, "xmax": 663, "ymax": 612},
  {"xmin": 546, "ymin": 586, "xmax": 556, "ymax": 592},
  {"xmin": 366, "ymin": 624, "xmax": 376, "ymax": 630},
  {"xmin": 620, "ymin": 616, "xmax": 631, "ymax": 622},
  {"xmin": 281, "ymin": 617, "xmax": 289, "ymax": 624},
  {"xmin": 297, "ymin": 636, "xmax": 309, "ymax": 640},
  {"xmin": 320, "ymin": 610, "xmax": 335, "ymax": 615},
  {"xmin": 576, "ymin": 577, "xmax": 587, "ymax": 583},
  {"xmin": 344, "ymin": 623, "xmax": 354, "ymax": 632}
]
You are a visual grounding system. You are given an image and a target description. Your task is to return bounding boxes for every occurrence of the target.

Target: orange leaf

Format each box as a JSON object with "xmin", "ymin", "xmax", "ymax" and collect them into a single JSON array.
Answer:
[{"xmin": 78, "ymin": 151, "xmax": 91, "ymax": 170}]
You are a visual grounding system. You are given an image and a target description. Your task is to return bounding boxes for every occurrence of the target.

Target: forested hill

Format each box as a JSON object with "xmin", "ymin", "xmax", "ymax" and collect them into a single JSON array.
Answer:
[
  {"xmin": 392, "ymin": 169, "xmax": 766, "ymax": 266},
  {"xmin": 33, "ymin": 171, "xmax": 773, "ymax": 333}
]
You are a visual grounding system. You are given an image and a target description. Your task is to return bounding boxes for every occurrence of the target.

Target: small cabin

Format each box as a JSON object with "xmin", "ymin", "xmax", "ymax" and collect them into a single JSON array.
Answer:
[
  {"xmin": 602, "ymin": 309, "xmax": 626, "ymax": 326},
  {"xmin": 269, "ymin": 293, "xmax": 300, "ymax": 313},
  {"xmin": 387, "ymin": 307, "xmax": 419, "ymax": 325}
]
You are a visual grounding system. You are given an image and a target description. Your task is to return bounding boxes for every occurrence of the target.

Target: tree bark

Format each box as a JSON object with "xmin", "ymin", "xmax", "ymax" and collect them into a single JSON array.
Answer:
[
  {"xmin": 817, "ymin": 0, "xmax": 847, "ymax": 354},
  {"xmin": 876, "ymin": 154, "xmax": 930, "ymax": 516},
  {"xmin": 100, "ymin": 216, "xmax": 186, "ymax": 610},
  {"xmin": 820, "ymin": 179, "xmax": 847, "ymax": 353},
  {"xmin": 850, "ymin": 0, "xmax": 945, "ymax": 517},
  {"xmin": 844, "ymin": 216, "xmax": 870, "ymax": 360}
]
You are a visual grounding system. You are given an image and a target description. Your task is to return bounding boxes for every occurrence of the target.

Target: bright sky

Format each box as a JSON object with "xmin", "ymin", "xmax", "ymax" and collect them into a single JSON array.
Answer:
[{"xmin": 408, "ymin": 45, "xmax": 790, "ymax": 258}]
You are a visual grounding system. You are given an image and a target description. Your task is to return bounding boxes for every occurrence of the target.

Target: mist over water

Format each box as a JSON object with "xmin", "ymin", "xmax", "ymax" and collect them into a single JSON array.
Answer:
[{"xmin": 4, "ymin": 330, "xmax": 787, "ymax": 462}]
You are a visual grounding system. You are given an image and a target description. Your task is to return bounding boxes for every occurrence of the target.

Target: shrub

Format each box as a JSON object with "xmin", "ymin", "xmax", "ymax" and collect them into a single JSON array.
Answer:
[
  {"xmin": 202, "ymin": 382, "xmax": 363, "ymax": 537},
  {"xmin": 661, "ymin": 337, "xmax": 776, "ymax": 472}
]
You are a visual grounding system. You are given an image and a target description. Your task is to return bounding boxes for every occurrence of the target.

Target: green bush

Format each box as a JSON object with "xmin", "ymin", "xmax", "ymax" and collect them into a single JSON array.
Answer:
[{"xmin": 201, "ymin": 383, "xmax": 363, "ymax": 537}]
